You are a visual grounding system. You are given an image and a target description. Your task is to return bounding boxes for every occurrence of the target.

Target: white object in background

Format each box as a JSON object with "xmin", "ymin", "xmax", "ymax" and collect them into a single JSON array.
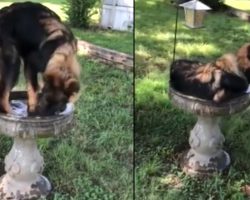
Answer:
[
  {"xmin": 179, "ymin": 0, "xmax": 211, "ymax": 10},
  {"xmin": 100, "ymin": 0, "xmax": 133, "ymax": 31},
  {"xmin": 179, "ymin": 0, "xmax": 211, "ymax": 28}
]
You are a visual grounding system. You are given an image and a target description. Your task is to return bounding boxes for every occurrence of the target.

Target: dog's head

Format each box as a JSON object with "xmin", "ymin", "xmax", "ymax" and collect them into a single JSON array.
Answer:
[
  {"xmin": 37, "ymin": 46, "xmax": 80, "ymax": 115},
  {"xmin": 237, "ymin": 43, "xmax": 250, "ymax": 82}
]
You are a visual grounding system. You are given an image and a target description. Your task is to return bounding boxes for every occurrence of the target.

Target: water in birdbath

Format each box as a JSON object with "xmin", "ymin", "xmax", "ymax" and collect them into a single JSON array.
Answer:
[{"xmin": 10, "ymin": 100, "xmax": 74, "ymax": 117}]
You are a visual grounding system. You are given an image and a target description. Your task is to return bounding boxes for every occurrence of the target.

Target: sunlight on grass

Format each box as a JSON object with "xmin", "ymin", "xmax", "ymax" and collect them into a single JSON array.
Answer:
[
  {"xmin": 74, "ymin": 28, "xmax": 133, "ymax": 54},
  {"xmin": 160, "ymin": 174, "xmax": 183, "ymax": 189},
  {"xmin": 146, "ymin": 1, "xmax": 157, "ymax": 6},
  {"xmin": 151, "ymin": 32, "xmax": 172, "ymax": 42},
  {"xmin": 136, "ymin": 45, "xmax": 151, "ymax": 58},
  {"xmin": 136, "ymin": 74, "xmax": 168, "ymax": 106},
  {"xmin": 176, "ymin": 43, "xmax": 219, "ymax": 58}
]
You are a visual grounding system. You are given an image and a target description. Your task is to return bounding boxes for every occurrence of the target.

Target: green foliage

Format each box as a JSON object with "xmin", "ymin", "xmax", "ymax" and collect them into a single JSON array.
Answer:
[{"xmin": 66, "ymin": 0, "xmax": 98, "ymax": 28}]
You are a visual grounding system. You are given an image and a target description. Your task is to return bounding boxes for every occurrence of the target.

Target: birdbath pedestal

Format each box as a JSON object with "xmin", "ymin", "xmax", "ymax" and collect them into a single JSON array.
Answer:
[
  {"xmin": 169, "ymin": 87, "xmax": 250, "ymax": 176},
  {"xmin": 0, "ymin": 92, "xmax": 74, "ymax": 199}
]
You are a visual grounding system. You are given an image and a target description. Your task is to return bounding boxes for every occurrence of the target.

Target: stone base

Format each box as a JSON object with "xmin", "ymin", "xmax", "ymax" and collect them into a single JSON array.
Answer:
[
  {"xmin": 181, "ymin": 149, "xmax": 230, "ymax": 177},
  {"xmin": 0, "ymin": 175, "xmax": 51, "ymax": 200}
]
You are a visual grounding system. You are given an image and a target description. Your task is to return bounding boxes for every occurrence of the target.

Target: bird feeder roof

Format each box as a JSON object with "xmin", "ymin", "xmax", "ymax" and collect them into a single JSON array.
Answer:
[{"xmin": 179, "ymin": 0, "xmax": 211, "ymax": 10}]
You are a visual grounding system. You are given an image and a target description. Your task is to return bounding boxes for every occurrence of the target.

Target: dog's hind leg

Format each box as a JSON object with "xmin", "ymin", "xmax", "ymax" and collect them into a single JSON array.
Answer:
[
  {"xmin": 0, "ymin": 85, "xmax": 11, "ymax": 113},
  {"xmin": 213, "ymin": 89, "xmax": 226, "ymax": 103},
  {"xmin": 2, "ymin": 92, "xmax": 10, "ymax": 113},
  {"xmin": 0, "ymin": 43, "xmax": 21, "ymax": 113}
]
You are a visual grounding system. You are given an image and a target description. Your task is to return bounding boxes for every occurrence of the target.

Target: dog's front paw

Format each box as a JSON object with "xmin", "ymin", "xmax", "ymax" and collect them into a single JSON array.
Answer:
[
  {"xmin": 213, "ymin": 89, "xmax": 225, "ymax": 103},
  {"xmin": 27, "ymin": 104, "xmax": 40, "ymax": 116}
]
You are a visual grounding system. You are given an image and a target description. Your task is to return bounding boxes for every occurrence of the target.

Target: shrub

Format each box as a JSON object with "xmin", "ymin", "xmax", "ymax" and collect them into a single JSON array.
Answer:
[{"xmin": 66, "ymin": 0, "xmax": 98, "ymax": 28}]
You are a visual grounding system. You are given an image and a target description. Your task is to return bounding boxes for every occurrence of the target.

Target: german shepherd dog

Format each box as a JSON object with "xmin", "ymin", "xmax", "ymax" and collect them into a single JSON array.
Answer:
[
  {"xmin": 170, "ymin": 54, "xmax": 248, "ymax": 103},
  {"xmin": 0, "ymin": 34, "xmax": 21, "ymax": 113},
  {"xmin": 237, "ymin": 43, "xmax": 250, "ymax": 83},
  {"xmin": 0, "ymin": 2, "xmax": 80, "ymax": 115}
]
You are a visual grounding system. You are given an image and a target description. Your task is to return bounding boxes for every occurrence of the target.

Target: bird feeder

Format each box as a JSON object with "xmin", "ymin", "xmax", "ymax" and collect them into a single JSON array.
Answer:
[{"xmin": 179, "ymin": 0, "xmax": 211, "ymax": 28}]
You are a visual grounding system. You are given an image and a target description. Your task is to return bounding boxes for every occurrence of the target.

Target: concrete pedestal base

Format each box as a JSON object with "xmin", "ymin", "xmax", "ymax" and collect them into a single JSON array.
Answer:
[
  {"xmin": 0, "ymin": 137, "xmax": 51, "ymax": 199},
  {"xmin": 0, "ymin": 175, "xmax": 51, "ymax": 199},
  {"xmin": 181, "ymin": 117, "xmax": 230, "ymax": 176}
]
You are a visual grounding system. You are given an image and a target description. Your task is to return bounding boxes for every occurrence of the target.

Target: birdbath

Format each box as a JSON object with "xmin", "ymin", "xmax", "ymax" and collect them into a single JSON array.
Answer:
[
  {"xmin": 0, "ymin": 91, "xmax": 74, "ymax": 199},
  {"xmin": 169, "ymin": 86, "xmax": 250, "ymax": 177}
]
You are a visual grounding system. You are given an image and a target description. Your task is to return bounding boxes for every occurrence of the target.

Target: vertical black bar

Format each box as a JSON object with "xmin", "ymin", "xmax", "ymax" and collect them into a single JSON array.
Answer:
[
  {"xmin": 172, "ymin": 5, "xmax": 179, "ymax": 62},
  {"xmin": 133, "ymin": 0, "xmax": 136, "ymax": 199}
]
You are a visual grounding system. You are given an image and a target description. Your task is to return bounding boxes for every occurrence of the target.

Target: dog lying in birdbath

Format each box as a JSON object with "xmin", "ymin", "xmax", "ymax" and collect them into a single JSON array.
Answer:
[
  {"xmin": 170, "ymin": 42, "xmax": 250, "ymax": 102},
  {"xmin": 170, "ymin": 53, "xmax": 248, "ymax": 103},
  {"xmin": 169, "ymin": 45, "xmax": 250, "ymax": 176}
]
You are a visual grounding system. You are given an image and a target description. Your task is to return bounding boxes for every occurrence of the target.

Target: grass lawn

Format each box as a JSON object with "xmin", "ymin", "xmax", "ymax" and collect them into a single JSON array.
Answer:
[
  {"xmin": 0, "ymin": 0, "xmax": 133, "ymax": 55},
  {"xmin": 135, "ymin": 0, "xmax": 250, "ymax": 199}
]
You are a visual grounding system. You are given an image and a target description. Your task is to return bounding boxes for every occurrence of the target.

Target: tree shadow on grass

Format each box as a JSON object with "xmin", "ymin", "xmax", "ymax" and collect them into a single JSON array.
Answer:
[
  {"xmin": 135, "ymin": 0, "xmax": 250, "ymax": 77},
  {"xmin": 135, "ymin": 83, "xmax": 250, "ymax": 198}
]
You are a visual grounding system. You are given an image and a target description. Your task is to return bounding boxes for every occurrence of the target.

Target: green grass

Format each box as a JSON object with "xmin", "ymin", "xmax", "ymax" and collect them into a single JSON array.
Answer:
[
  {"xmin": 135, "ymin": 0, "xmax": 250, "ymax": 199},
  {"xmin": 0, "ymin": 0, "xmax": 133, "ymax": 54},
  {"xmin": 0, "ymin": 56, "xmax": 133, "ymax": 199},
  {"xmin": 73, "ymin": 28, "xmax": 133, "ymax": 55}
]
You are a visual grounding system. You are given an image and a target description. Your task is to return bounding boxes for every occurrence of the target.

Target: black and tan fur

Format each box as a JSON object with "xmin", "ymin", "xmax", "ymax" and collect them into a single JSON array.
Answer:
[
  {"xmin": 237, "ymin": 43, "xmax": 250, "ymax": 83},
  {"xmin": 0, "ymin": 35, "xmax": 21, "ymax": 113},
  {"xmin": 170, "ymin": 53, "xmax": 248, "ymax": 102},
  {"xmin": 0, "ymin": 2, "xmax": 80, "ymax": 115}
]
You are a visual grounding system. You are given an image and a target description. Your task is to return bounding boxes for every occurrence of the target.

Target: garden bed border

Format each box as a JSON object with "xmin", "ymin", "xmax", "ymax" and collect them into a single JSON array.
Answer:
[{"xmin": 78, "ymin": 40, "xmax": 133, "ymax": 71}]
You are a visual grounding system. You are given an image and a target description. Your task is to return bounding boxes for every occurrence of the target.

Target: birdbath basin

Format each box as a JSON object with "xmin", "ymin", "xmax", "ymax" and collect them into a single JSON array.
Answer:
[
  {"xmin": 169, "ymin": 86, "xmax": 250, "ymax": 177},
  {"xmin": 0, "ymin": 91, "xmax": 74, "ymax": 199}
]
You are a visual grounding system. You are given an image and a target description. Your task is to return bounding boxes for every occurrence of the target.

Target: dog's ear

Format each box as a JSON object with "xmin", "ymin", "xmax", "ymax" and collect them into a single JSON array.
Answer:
[
  {"xmin": 64, "ymin": 78, "xmax": 80, "ymax": 96},
  {"xmin": 247, "ymin": 45, "xmax": 250, "ymax": 60},
  {"xmin": 44, "ymin": 72, "xmax": 62, "ymax": 88},
  {"xmin": 237, "ymin": 43, "xmax": 250, "ymax": 72}
]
